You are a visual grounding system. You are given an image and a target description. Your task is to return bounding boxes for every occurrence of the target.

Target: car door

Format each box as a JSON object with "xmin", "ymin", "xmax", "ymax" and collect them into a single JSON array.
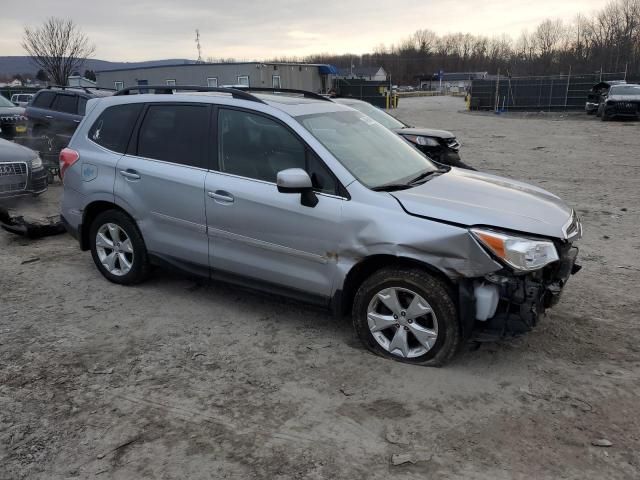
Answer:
[
  {"xmin": 49, "ymin": 93, "xmax": 82, "ymax": 136},
  {"xmin": 205, "ymin": 107, "xmax": 345, "ymax": 300},
  {"xmin": 26, "ymin": 90, "xmax": 56, "ymax": 133},
  {"xmin": 114, "ymin": 102, "xmax": 210, "ymax": 271}
]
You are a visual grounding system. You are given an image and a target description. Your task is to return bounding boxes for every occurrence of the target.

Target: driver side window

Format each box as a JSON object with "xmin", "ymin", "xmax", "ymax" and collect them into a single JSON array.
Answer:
[{"xmin": 218, "ymin": 108, "xmax": 338, "ymax": 194}]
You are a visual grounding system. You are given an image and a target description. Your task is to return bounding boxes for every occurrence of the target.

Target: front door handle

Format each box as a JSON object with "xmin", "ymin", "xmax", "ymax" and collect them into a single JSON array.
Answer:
[
  {"xmin": 207, "ymin": 190, "xmax": 234, "ymax": 204},
  {"xmin": 120, "ymin": 169, "xmax": 141, "ymax": 180},
  {"xmin": 45, "ymin": 115, "xmax": 53, "ymax": 119}
]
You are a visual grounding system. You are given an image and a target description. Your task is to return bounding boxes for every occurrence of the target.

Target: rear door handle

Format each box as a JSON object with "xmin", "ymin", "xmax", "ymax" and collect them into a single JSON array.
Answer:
[
  {"xmin": 45, "ymin": 115, "xmax": 53, "ymax": 119},
  {"xmin": 73, "ymin": 119, "xmax": 80, "ymax": 123},
  {"xmin": 207, "ymin": 190, "xmax": 234, "ymax": 204},
  {"xmin": 120, "ymin": 169, "xmax": 141, "ymax": 180}
]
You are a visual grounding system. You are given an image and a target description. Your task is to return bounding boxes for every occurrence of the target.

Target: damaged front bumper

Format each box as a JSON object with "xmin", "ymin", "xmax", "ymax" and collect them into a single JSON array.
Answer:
[{"xmin": 460, "ymin": 244, "xmax": 581, "ymax": 341}]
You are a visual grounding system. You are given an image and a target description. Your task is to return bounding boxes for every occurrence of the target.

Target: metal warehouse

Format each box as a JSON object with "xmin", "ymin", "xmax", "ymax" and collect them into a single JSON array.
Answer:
[{"xmin": 95, "ymin": 62, "xmax": 337, "ymax": 92}]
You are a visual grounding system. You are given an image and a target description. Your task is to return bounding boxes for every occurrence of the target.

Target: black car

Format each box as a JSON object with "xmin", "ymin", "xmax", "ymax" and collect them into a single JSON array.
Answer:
[
  {"xmin": 333, "ymin": 97, "xmax": 473, "ymax": 169},
  {"xmin": 25, "ymin": 86, "xmax": 114, "ymax": 152},
  {"xmin": 0, "ymin": 138, "xmax": 47, "ymax": 198},
  {"xmin": 0, "ymin": 95, "xmax": 28, "ymax": 140},
  {"xmin": 585, "ymin": 80, "xmax": 626, "ymax": 115},
  {"xmin": 598, "ymin": 84, "xmax": 640, "ymax": 121}
]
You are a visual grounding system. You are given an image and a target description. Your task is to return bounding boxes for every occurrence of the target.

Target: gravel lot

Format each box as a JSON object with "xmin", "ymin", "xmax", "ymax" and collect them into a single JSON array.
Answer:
[{"xmin": 1, "ymin": 96, "xmax": 639, "ymax": 479}]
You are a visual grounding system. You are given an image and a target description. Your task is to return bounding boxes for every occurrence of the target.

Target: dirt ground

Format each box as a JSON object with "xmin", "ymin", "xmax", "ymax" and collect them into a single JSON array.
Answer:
[{"xmin": 1, "ymin": 96, "xmax": 639, "ymax": 480}]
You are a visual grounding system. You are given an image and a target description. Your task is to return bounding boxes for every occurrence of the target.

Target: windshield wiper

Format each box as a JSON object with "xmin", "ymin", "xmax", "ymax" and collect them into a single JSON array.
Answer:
[
  {"xmin": 407, "ymin": 167, "xmax": 451, "ymax": 186},
  {"xmin": 406, "ymin": 170, "xmax": 438, "ymax": 185},
  {"xmin": 372, "ymin": 169, "xmax": 446, "ymax": 192},
  {"xmin": 371, "ymin": 183, "xmax": 413, "ymax": 192}
]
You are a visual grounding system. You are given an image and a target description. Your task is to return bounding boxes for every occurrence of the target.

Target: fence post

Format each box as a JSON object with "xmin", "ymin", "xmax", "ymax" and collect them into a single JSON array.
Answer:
[
  {"xmin": 494, "ymin": 69, "xmax": 500, "ymax": 112},
  {"xmin": 548, "ymin": 78, "xmax": 553, "ymax": 112},
  {"xmin": 564, "ymin": 66, "xmax": 571, "ymax": 111}
]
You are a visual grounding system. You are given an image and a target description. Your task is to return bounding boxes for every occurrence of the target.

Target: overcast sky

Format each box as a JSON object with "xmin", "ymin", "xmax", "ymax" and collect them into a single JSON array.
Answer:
[{"xmin": 0, "ymin": 0, "xmax": 610, "ymax": 61}]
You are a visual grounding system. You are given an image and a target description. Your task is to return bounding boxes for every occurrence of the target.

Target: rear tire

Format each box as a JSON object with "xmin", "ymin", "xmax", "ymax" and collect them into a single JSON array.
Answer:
[
  {"xmin": 352, "ymin": 267, "xmax": 460, "ymax": 366},
  {"xmin": 89, "ymin": 210, "xmax": 150, "ymax": 285}
]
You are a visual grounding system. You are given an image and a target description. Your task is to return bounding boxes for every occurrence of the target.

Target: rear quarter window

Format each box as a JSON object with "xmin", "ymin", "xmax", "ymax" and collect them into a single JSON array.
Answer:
[{"xmin": 88, "ymin": 104, "xmax": 143, "ymax": 153}]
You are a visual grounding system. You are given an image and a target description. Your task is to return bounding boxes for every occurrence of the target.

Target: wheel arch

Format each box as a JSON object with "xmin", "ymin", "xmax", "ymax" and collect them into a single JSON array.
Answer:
[
  {"xmin": 334, "ymin": 254, "xmax": 456, "ymax": 317},
  {"xmin": 80, "ymin": 201, "xmax": 132, "ymax": 250}
]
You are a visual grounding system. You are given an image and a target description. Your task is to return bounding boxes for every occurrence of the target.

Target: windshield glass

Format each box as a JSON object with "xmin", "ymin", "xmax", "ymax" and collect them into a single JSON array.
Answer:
[
  {"xmin": 297, "ymin": 110, "xmax": 437, "ymax": 188},
  {"xmin": 341, "ymin": 101, "xmax": 405, "ymax": 129},
  {"xmin": 0, "ymin": 96, "xmax": 15, "ymax": 107},
  {"xmin": 609, "ymin": 85, "xmax": 640, "ymax": 96}
]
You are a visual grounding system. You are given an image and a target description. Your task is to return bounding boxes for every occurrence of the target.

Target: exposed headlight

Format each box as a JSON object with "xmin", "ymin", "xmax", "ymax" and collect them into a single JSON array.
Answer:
[
  {"xmin": 471, "ymin": 228, "xmax": 559, "ymax": 272},
  {"xmin": 403, "ymin": 135, "xmax": 440, "ymax": 147},
  {"xmin": 31, "ymin": 156, "xmax": 43, "ymax": 169}
]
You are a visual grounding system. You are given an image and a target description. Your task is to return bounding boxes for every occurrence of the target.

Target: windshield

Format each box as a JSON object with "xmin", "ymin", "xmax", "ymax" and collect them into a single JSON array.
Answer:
[
  {"xmin": 609, "ymin": 85, "xmax": 640, "ymax": 96},
  {"xmin": 341, "ymin": 101, "xmax": 406, "ymax": 129},
  {"xmin": 297, "ymin": 110, "xmax": 437, "ymax": 188},
  {"xmin": 0, "ymin": 96, "xmax": 15, "ymax": 107}
]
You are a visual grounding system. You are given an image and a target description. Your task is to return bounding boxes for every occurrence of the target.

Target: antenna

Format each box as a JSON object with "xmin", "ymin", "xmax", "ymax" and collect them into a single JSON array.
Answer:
[{"xmin": 195, "ymin": 29, "xmax": 202, "ymax": 63}]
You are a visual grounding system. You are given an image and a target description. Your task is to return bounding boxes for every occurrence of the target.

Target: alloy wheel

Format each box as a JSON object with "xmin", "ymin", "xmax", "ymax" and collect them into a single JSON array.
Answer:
[
  {"xmin": 367, "ymin": 287, "xmax": 438, "ymax": 358},
  {"xmin": 95, "ymin": 223, "xmax": 134, "ymax": 276}
]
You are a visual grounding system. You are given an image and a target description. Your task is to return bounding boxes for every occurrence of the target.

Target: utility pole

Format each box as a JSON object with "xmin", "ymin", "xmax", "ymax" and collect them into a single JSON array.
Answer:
[{"xmin": 195, "ymin": 29, "xmax": 202, "ymax": 63}]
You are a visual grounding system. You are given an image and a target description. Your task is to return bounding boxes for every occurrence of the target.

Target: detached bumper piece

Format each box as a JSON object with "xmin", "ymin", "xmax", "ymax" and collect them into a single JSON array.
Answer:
[
  {"xmin": 471, "ymin": 246, "xmax": 580, "ymax": 342},
  {"xmin": 0, "ymin": 206, "xmax": 65, "ymax": 239}
]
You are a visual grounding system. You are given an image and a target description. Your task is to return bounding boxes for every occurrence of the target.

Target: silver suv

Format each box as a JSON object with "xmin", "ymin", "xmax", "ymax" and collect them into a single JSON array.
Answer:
[{"xmin": 60, "ymin": 86, "xmax": 582, "ymax": 366}]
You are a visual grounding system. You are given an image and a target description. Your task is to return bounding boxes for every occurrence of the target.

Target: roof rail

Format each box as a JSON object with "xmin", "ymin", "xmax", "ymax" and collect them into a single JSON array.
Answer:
[
  {"xmin": 113, "ymin": 85, "xmax": 265, "ymax": 103},
  {"xmin": 233, "ymin": 87, "xmax": 332, "ymax": 102},
  {"xmin": 45, "ymin": 85, "xmax": 115, "ymax": 94}
]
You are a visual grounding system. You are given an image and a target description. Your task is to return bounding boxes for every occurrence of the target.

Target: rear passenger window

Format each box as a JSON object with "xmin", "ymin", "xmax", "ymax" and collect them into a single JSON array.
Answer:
[
  {"xmin": 137, "ymin": 104, "xmax": 208, "ymax": 168},
  {"xmin": 89, "ymin": 104, "xmax": 143, "ymax": 153},
  {"xmin": 51, "ymin": 94, "xmax": 77, "ymax": 114},
  {"xmin": 33, "ymin": 91, "xmax": 55, "ymax": 108}
]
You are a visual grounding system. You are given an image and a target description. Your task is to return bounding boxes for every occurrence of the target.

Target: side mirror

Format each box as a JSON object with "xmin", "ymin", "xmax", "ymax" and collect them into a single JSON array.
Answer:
[{"xmin": 276, "ymin": 168, "xmax": 318, "ymax": 208}]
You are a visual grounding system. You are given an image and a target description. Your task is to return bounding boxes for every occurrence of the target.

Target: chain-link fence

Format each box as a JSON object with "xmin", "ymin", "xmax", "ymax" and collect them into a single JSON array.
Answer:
[{"xmin": 470, "ymin": 72, "xmax": 630, "ymax": 111}]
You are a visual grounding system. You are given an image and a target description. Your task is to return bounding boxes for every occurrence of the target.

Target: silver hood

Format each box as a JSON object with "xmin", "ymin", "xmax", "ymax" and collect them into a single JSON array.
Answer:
[{"xmin": 390, "ymin": 168, "xmax": 573, "ymax": 239}]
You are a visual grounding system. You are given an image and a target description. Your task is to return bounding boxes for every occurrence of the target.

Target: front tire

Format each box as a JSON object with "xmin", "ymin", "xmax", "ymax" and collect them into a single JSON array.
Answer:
[
  {"xmin": 352, "ymin": 267, "xmax": 460, "ymax": 366},
  {"xmin": 89, "ymin": 210, "xmax": 150, "ymax": 285}
]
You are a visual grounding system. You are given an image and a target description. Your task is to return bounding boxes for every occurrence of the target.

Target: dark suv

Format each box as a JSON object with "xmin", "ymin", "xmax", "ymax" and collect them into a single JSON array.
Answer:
[
  {"xmin": 25, "ymin": 86, "xmax": 114, "ymax": 153},
  {"xmin": 0, "ymin": 95, "xmax": 28, "ymax": 140}
]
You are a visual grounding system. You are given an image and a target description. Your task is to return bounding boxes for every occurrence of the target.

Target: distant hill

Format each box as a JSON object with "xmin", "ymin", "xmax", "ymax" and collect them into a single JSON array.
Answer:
[{"xmin": 0, "ymin": 56, "xmax": 196, "ymax": 76}]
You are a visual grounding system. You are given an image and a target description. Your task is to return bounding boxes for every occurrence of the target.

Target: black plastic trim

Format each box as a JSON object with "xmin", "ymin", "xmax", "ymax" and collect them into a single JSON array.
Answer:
[
  {"xmin": 113, "ymin": 85, "xmax": 265, "ymax": 104},
  {"xmin": 147, "ymin": 252, "xmax": 330, "ymax": 308},
  {"xmin": 232, "ymin": 87, "xmax": 332, "ymax": 102}
]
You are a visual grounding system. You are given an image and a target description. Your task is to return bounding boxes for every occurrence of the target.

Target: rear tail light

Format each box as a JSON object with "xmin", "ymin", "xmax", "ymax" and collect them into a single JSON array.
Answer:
[{"xmin": 59, "ymin": 148, "xmax": 80, "ymax": 180}]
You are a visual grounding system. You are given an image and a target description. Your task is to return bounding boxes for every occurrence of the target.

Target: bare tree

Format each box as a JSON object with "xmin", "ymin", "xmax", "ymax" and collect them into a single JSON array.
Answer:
[
  {"xmin": 22, "ymin": 18, "xmax": 95, "ymax": 86},
  {"xmin": 303, "ymin": 0, "xmax": 640, "ymax": 83},
  {"xmin": 412, "ymin": 29, "xmax": 437, "ymax": 54}
]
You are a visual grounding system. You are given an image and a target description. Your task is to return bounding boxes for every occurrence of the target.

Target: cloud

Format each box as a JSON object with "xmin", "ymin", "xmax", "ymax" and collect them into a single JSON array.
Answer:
[
  {"xmin": 287, "ymin": 30, "xmax": 322, "ymax": 40},
  {"xmin": 0, "ymin": 0, "xmax": 611, "ymax": 61}
]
